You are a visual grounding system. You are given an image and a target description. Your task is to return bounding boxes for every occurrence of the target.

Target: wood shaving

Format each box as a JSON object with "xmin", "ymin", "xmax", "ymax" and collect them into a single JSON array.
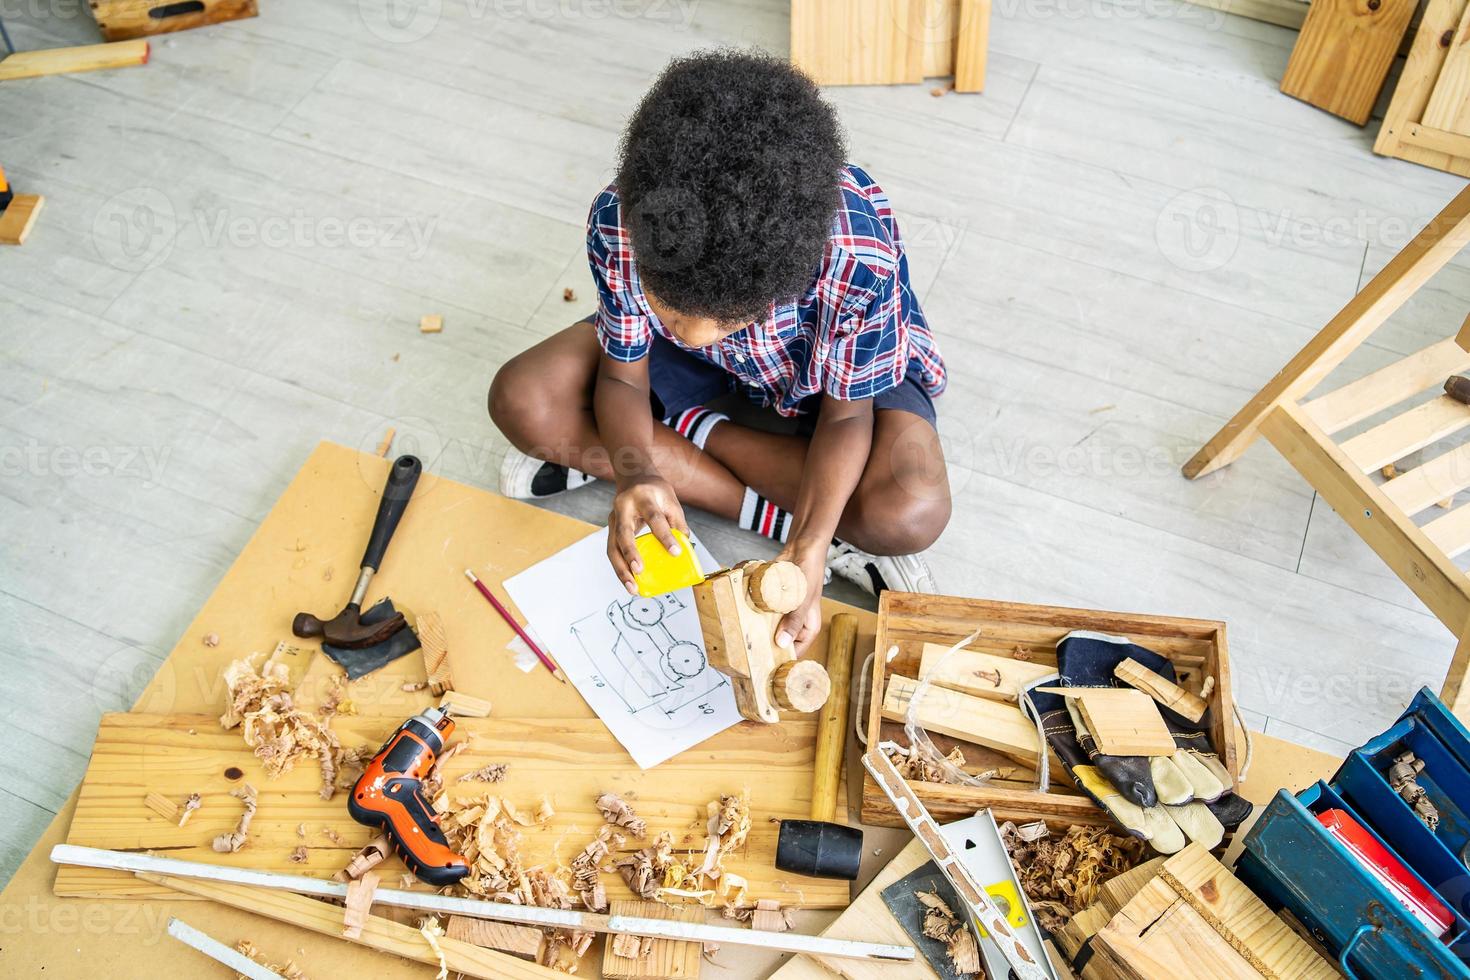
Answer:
[
  {"xmin": 694, "ymin": 792, "xmax": 750, "ymax": 881},
  {"xmin": 610, "ymin": 932, "xmax": 649, "ymax": 959},
  {"xmin": 570, "ymin": 825, "xmax": 623, "ymax": 912},
  {"xmin": 915, "ymin": 890, "xmax": 980, "ymax": 976},
  {"xmin": 219, "ymin": 654, "xmax": 361, "ymax": 800},
  {"xmin": 596, "ymin": 792, "xmax": 647, "ymax": 838},
  {"xmin": 289, "ymin": 845, "xmax": 308, "ymax": 864},
  {"xmin": 212, "ymin": 783, "xmax": 258, "ymax": 853},
  {"xmin": 342, "ymin": 872, "xmax": 379, "ymax": 940},
  {"xmin": 335, "ymin": 834, "xmax": 391, "ymax": 882},
  {"xmin": 323, "ymin": 828, "xmax": 345, "ymax": 845},
  {"xmin": 234, "ymin": 940, "xmax": 307, "ymax": 979},
  {"xmin": 999, "ymin": 820, "xmax": 1146, "ymax": 931},
  {"xmin": 458, "ymin": 763, "xmax": 507, "ymax": 784},
  {"xmin": 751, "ymin": 899, "xmax": 792, "ymax": 933},
  {"xmin": 882, "ymin": 742, "xmax": 972, "ymax": 784},
  {"xmin": 402, "ymin": 681, "xmax": 427, "ymax": 692},
  {"xmin": 297, "ymin": 823, "xmax": 306, "ymax": 839},
  {"xmin": 203, "ymin": 632, "xmax": 219, "ymax": 647},
  {"xmin": 562, "ymin": 287, "xmax": 577, "ymax": 302},
  {"xmin": 418, "ymin": 917, "xmax": 449, "ymax": 980},
  {"xmin": 616, "ymin": 831, "xmax": 677, "ymax": 900}
]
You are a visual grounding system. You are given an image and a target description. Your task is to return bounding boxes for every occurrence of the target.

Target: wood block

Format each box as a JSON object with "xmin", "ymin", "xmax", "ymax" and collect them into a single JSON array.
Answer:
[
  {"xmin": 1058, "ymin": 688, "xmax": 1176, "ymax": 757},
  {"xmin": 1157, "ymin": 844, "xmax": 1337, "ymax": 979},
  {"xmin": 0, "ymin": 195, "xmax": 44, "ymax": 246},
  {"xmin": 601, "ymin": 900, "xmax": 703, "ymax": 979},
  {"xmin": 0, "ymin": 41, "xmax": 147, "ymax": 81},
  {"xmin": 1114, "ymin": 658, "xmax": 1208, "ymax": 723},
  {"xmin": 446, "ymin": 915, "xmax": 545, "ymax": 961},
  {"xmin": 420, "ymin": 313, "xmax": 443, "ymax": 333},
  {"xmin": 1097, "ymin": 856, "xmax": 1166, "ymax": 918},
  {"xmin": 1279, "ymin": 0, "xmax": 1417, "ymax": 125},
  {"xmin": 1095, "ymin": 894, "xmax": 1261, "ymax": 980},
  {"xmin": 418, "ymin": 611, "xmax": 454, "ymax": 695},
  {"xmin": 440, "ymin": 691, "xmax": 491, "ymax": 717},
  {"xmin": 881, "ymin": 673, "xmax": 1040, "ymax": 767},
  {"xmin": 789, "ymin": 0, "xmax": 923, "ymax": 86},
  {"xmin": 89, "ymin": 0, "xmax": 258, "ymax": 41},
  {"xmin": 143, "ymin": 792, "xmax": 178, "ymax": 822},
  {"xmin": 918, "ymin": 642, "xmax": 1054, "ymax": 702},
  {"xmin": 953, "ymin": 0, "xmax": 989, "ymax": 92}
]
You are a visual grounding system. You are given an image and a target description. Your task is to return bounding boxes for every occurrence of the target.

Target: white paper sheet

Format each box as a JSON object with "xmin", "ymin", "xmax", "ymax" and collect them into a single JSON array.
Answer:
[{"xmin": 503, "ymin": 527, "xmax": 740, "ymax": 768}]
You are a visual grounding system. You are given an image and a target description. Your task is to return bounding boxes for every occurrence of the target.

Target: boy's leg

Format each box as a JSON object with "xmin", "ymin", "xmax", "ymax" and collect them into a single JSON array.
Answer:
[
  {"xmin": 701, "ymin": 408, "xmax": 951, "ymax": 557},
  {"xmin": 488, "ymin": 320, "xmax": 748, "ymax": 517}
]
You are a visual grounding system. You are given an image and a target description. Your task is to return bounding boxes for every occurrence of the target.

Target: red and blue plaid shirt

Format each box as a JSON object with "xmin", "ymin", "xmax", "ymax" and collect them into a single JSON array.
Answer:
[{"xmin": 587, "ymin": 165, "xmax": 946, "ymax": 417}]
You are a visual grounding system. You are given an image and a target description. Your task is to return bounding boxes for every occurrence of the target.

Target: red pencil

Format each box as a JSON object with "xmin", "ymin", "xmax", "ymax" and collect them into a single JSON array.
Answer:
[{"xmin": 464, "ymin": 569, "xmax": 566, "ymax": 683}]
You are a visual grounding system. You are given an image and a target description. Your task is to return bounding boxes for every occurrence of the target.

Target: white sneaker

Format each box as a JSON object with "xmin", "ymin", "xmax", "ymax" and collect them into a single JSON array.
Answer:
[
  {"xmin": 825, "ymin": 540, "xmax": 938, "ymax": 596},
  {"xmin": 498, "ymin": 447, "xmax": 595, "ymax": 499}
]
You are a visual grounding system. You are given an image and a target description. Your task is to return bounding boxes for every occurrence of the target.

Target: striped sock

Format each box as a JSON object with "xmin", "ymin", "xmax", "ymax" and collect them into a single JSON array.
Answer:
[
  {"xmin": 665, "ymin": 407, "xmax": 728, "ymax": 451},
  {"xmin": 738, "ymin": 487, "xmax": 792, "ymax": 543}
]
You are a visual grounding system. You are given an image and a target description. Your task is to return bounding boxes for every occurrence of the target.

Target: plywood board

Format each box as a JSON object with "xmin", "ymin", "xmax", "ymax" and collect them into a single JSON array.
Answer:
[
  {"xmin": 1280, "ymin": 0, "xmax": 1417, "ymax": 125},
  {"xmin": 1073, "ymin": 689, "xmax": 1176, "ymax": 757},
  {"xmin": 56, "ymin": 712, "xmax": 849, "ymax": 907}
]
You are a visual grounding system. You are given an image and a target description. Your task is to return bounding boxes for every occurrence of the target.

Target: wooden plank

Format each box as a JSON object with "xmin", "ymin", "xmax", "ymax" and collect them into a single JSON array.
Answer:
[
  {"xmin": 1184, "ymin": 184, "xmax": 1470, "ymax": 479},
  {"xmin": 918, "ymin": 642, "xmax": 1054, "ymax": 702},
  {"xmin": 166, "ymin": 917, "xmax": 285, "ymax": 980},
  {"xmin": 1339, "ymin": 395, "xmax": 1470, "ymax": 472},
  {"xmin": 0, "ymin": 40, "xmax": 148, "ymax": 81},
  {"xmin": 89, "ymin": 0, "xmax": 258, "ymax": 41},
  {"xmin": 1402, "ymin": 121, "xmax": 1470, "ymax": 159},
  {"xmin": 1097, "ymin": 857, "xmax": 1167, "ymax": 918},
  {"xmin": 446, "ymin": 916, "xmax": 545, "ymax": 960},
  {"xmin": 0, "ymin": 194, "xmax": 44, "ymax": 246},
  {"xmin": 601, "ymin": 901, "xmax": 703, "ymax": 979},
  {"xmin": 1158, "ymin": 844, "xmax": 1338, "ymax": 979},
  {"xmin": 789, "ymin": 0, "xmax": 923, "ymax": 86},
  {"xmin": 1424, "ymin": 499, "xmax": 1470, "ymax": 556},
  {"xmin": 922, "ymin": 0, "xmax": 959, "ymax": 76},
  {"xmin": 1177, "ymin": 0, "xmax": 1310, "ymax": 29},
  {"xmin": 1071, "ymin": 689, "xmax": 1177, "ymax": 757},
  {"xmin": 769, "ymin": 839, "xmax": 940, "ymax": 980},
  {"xmin": 1262, "ymin": 402, "xmax": 1470, "ymax": 683},
  {"xmin": 1376, "ymin": 0, "xmax": 1470, "ymax": 175},
  {"xmin": 1300, "ymin": 338, "xmax": 1470, "ymax": 434},
  {"xmin": 1095, "ymin": 893, "xmax": 1262, "ymax": 980},
  {"xmin": 1279, "ymin": 0, "xmax": 1417, "ymax": 125},
  {"xmin": 881, "ymin": 673, "xmax": 1041, "ymax": 767},
  {"xmin": 141, "ymin": 872, "xmax": 556, "ymax": 980},
  {"xmin": 54, "ymin": 712, "xmax": 850, "ymax": 908},
  {"xmin": 1114, "ymin": 659, "xmax": 1208, "ymax": 724},
  {"xmin": 953, "ymin": 0, "xmax": 989, "ymax": 93},
  {"xmin": 1423, "ymin": 5, "xmax": 1470, "ymax": 134},
  {"xmin": 1382, "ymin": 442, "xmax": 1470, "ymax": 514}
]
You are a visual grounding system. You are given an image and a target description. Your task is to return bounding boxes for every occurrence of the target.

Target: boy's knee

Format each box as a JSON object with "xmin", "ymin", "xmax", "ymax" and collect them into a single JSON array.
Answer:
[
  {"xmin": 488, "ymin": 358, "xmax": 544, "ymax": 444},
  {"xmin": 844, "ymin": 484, "xmax": 950, "ymax": 556}
]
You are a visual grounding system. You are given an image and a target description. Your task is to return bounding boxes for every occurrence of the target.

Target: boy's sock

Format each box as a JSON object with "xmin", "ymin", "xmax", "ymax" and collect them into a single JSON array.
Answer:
[
  {"xmin": 665, "ymin": 407, "xmax": 728, "ymax": 451},
  {"xmin": 738, "ymin": 486, "xmax": 792, "ymax": 543}
]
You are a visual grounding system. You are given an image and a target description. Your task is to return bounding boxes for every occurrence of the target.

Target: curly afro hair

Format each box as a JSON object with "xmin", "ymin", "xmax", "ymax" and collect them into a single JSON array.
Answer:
[{"xmin": 616, "ymin": 49, "xmax": 846, "ymax": 323}]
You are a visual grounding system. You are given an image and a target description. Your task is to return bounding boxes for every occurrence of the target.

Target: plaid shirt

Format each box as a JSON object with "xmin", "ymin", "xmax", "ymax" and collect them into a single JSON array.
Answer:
[{"xmin": 587, "ymin": 165, "xmax": 946, "ymax": 417}]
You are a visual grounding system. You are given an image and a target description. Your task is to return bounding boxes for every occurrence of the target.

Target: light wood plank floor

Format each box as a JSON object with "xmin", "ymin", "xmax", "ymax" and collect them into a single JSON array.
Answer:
[{"xmin": 2, "ymin": 0, "xmax": 1467, "ymax": 886}]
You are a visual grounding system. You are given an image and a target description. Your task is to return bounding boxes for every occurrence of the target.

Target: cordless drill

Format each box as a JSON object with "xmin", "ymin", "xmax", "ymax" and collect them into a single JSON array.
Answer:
[{"xmin": 347, "ymin": 706, "xmax": 471, "ymax": 886}]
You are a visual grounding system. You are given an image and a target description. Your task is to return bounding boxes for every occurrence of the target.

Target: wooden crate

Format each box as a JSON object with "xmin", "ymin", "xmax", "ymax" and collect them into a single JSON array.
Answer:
[
  {"xmin": 1375, "ymin": 0, "xmax": 1470, "ymax": 176},
  {"xmin": 89, "ymin": 0, "xmax": 258, "ymax": 41},
  {"xmin": 861, "ymin": 592, "xmax": 1238, "ymax": 828}
]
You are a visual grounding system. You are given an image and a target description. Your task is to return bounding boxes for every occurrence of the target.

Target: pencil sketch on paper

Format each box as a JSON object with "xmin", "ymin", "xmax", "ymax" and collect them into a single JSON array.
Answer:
[{"xmin": 571, "ymin": 592, "xmax": 729, "ymax": 718}]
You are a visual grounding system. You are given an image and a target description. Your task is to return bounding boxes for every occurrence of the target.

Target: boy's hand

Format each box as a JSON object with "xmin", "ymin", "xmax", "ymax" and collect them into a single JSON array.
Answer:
[
  {"xmin": 774, "ymin": 546, "xmax": 827, "ymax": 655},
  {"xmin": 608, "ymin": 476, "xmax": 689, "ymax": 594}
]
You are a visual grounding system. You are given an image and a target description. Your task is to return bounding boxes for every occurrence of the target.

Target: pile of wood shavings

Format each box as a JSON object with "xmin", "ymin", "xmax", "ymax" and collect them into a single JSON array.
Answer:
[
  {"xmin": 916, "ymin": 891, "xmax": 981, "ymax": 976},
  {"xmin": 212, "ymin": 783, "xmax": 258, "ymax": 853},
  {"xmin": 219, "ymin": 654, "xmax": 366, "ymax": 800},
  {"xmin": 882, "ymin": 742, "xmax": 970, "ymax": 783},
  {"xmin": 233, "ymin": 940, "xmax": 307, "ymax": 979},
  {"xmin": 999, "ymin": 820, "xmax": 1145, "ymax": 931}
]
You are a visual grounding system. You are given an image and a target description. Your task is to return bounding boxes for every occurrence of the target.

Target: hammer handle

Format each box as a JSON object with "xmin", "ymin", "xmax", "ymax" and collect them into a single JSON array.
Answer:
[
  {"xmin": 811, "ymin": 613, "xmax": 858, "ymax": 822},
  {"xmin": 360, "ymin": 455, "xmax": 422, "ymax": 572}
]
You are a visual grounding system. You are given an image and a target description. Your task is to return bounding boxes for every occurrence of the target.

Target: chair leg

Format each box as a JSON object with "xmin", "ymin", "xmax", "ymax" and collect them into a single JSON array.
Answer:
[{"xmin": 1442, "ymin": 627, "xmax": 1470, "ymax": 723}]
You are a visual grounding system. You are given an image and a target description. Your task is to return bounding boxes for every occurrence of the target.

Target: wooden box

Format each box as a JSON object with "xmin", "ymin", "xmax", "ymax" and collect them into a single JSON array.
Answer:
[
  {"xmin": 862, "ymin": 592, "xmax": 1239, "ymax": 828},
  {"xmin": 89, "ymin": 0, "xmax": 258, "ymax": 41}
]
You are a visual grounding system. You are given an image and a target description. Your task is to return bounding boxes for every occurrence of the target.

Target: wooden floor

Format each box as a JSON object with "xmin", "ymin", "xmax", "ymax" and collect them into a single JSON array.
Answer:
[{"xmin": 2, "ymin": 1, "xmax": 1467, "ymax": 886}]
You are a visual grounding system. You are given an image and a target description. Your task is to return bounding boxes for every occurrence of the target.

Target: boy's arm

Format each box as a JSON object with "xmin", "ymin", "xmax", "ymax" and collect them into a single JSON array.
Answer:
[
  {"xmin": 595, "ymin": 353, "xmax": 690, "ymax": 594},
  {"xmin": 775, "ymin": 395, "xmax": 874, "ymax": 652}
]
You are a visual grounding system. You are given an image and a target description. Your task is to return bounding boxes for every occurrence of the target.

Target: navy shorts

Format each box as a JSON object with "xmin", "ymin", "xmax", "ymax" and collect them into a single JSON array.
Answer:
[{"xmin": 640, "ymin": 328, "xmax": 938, "ymax": 433}]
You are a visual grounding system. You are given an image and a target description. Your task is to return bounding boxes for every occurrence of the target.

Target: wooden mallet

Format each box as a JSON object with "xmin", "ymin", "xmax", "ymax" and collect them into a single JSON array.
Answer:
[{"xmin": 774, "ymin": 613, "xmax": 864, "ymax": 880}]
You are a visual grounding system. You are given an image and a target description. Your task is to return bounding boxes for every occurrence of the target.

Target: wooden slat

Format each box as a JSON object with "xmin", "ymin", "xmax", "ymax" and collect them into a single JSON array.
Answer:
[
  {"xmin": 1185, "ymin": 184, "xmax": 1470, "ymax": 479},
  {"xmin": 1425, "ymin": 501, "xmax": 1470, "ymax": 557},
  {"xmin": 602, "ymin": 901, "xmax": 703, "ymax": 979},
  {"xmin": 1375, "ymin": 0, "xmax": 1470, "ymax": 176},
  {"xmin": 0, "ymin": 194, "xmax": 44, "ymax": 246},
  {"xmin": 141, "ymin": 872, "xmax": 557, "ymax": 980},
  {"xmin": 789, "ymin": 0, "xmax": 923, "ymax": 85},
  {"xmin": 918, "ymin": 642, "xmax": 1054, "ymax": 702},
  {"xmin": 1280, "ymin": 0, "xmax": 1418, "ymax": 125},
  {"xmin": 1382, "ymin": 442, "xmax": 1470, "ymax": 514},
  {"xmin": 1262, "ymin": 401, "xmax": 1470, "ymax": 633},
  {"xmin": 1339, "ymin": 395, "xmax": 1470, "ymax": 472},
  {"xmin": 1300, "ymin": 338, "xmax": 1470, "ymax": 434},
  {"xmin": 881, "ymin": 673, "xmax": 1041, "ymax": 767},
  {"xmin": 1402, "ymin": 122, "xmax": 1470, "ymax": 159},
  {"xmin": 953, "ymin": 0, "xmax": 989, "ymax": 93},
  {"xmin": 1423, "ymin": 5, "xmax": 1470, "ymax": 134},
  {"xmin": 0, "ymin": 40, "xmax": 149, "ymax": 81}
]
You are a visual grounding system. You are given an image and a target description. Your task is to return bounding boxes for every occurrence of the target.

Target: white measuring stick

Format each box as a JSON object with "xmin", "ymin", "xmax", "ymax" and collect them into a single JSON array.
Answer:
[
  {"xmin": 52, "ymin": 844, "xmax": 914, "ymax": 962},
  {"xmin": 167, "ymin": 917, "xmax": 285, "ymax": 980},
  {"xmin": 864, "ymin": 744, "xmax": 1051, "ymax": 980}
]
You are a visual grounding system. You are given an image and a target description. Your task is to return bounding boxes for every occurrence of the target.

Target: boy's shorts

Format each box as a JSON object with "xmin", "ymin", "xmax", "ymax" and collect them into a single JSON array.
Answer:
[{"xmin": 604, "ymin": 319, "xmax": 939, "ymax": 432}]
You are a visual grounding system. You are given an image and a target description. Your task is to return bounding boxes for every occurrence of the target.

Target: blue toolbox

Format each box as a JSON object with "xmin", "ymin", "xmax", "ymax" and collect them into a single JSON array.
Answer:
[{"xmin": 1237, "ymin": 688, "xmax": 1470, "ymax": 978}]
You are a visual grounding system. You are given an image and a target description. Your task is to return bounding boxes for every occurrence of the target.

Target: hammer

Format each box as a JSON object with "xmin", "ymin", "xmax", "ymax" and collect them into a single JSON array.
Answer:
[
  {"xmin": 294, "ymin": 455, "xmax": 422, "ymax": 648},
  {"xmin": 775, "ymin": 613, "xmax": 864, "ymax": 880}
]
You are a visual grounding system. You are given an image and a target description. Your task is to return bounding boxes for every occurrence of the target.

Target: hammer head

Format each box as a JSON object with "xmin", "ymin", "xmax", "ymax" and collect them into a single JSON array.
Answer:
[
  {"xmin": 293, "ymin": 603, "xmax": 406, "ymax": 649},
  {"xmin": 775, "ymin": 820, "xmax": 863, "ymax": 880}
]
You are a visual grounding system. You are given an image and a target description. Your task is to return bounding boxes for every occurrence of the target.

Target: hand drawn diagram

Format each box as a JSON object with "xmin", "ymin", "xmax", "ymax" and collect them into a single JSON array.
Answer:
[{"xmin": 571, "ymin": 592, "xmax": 729, "ymax": 719}]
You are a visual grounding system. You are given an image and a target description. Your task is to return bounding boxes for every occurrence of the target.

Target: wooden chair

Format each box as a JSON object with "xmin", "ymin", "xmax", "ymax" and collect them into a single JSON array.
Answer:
[{"xmin": 1184, "ymin": 184, "xmax": 1470, "ymax": 719}]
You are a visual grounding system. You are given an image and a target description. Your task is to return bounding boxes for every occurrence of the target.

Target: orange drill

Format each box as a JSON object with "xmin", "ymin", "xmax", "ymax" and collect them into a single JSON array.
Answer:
[{"xmin": 348, "ymin": 706, "xmax": 471, "ymax": 886}]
